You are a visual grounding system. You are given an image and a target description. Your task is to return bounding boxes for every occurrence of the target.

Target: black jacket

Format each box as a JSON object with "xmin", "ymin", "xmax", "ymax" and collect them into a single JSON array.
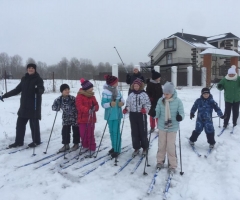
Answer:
[
  {"xmin": 3, "ymin": 72, "xmax": 44, "ymax": 119},
  {"xmin": 146, "ymin": 80, "xmax": 163, "ymax": 117},
  {"xmin": 126, "ymin": 72, "xmax": 145, "ymax": 85}
]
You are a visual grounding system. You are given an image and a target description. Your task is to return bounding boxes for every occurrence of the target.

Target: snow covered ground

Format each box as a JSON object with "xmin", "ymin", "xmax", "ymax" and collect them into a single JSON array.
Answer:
[{"xmin": 0, "ymin": 79, "xmax": 240, "ymax": 200}]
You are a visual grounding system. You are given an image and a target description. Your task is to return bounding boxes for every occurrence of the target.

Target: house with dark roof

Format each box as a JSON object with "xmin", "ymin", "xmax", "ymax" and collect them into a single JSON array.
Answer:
[{"xmin": 148, "ymin": 32, "xmax": 240, "ymax": 85}]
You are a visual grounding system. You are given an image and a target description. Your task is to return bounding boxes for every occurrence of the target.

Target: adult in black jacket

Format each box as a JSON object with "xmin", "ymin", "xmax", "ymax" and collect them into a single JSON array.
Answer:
[
  {"xmin": 1, "ymin": 63, "xmax": 45, "ymax": 148},
  {"xmin": 146, "ymin": 69, "xmax": 163, "ymax": 132},
  {"xmin": 126, "ymin": 65, "xmax": 145, "ymax": 95}
]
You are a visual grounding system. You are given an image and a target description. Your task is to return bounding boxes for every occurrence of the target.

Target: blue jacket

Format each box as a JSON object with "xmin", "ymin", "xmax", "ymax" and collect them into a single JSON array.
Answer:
[
  {"xmin": 101, "ymin": 84, "xmax": 125, "ymax": 121},
  {"xmin": 155, "ymin": 90, "xmax": 185, "ymax": 132},
  {"xmin": 190, "ymin": 94, "xmax": 223, "ymax": 122}
]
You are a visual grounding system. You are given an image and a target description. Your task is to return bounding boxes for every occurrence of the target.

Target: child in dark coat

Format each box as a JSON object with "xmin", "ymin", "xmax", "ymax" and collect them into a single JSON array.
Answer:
[
  {"xmin": 189, "ymin": 88, "xmax": 225, "ymax": 148},
  {"xmin": 146, "ymin": 69, "xmax": 163, "ymax": 132},
  {"xmin": 52, "ymin": 84, "xmax": 80, "ymax": 152}
]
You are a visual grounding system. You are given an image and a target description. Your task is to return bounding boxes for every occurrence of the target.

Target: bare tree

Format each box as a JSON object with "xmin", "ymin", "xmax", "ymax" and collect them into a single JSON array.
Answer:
[{"xmin": 0, "ymin": 52, "xmax": 10, "ymax": 77}]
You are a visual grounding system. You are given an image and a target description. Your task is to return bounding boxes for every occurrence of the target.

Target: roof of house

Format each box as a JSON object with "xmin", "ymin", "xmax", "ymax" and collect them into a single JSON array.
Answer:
[
  {"xmin": 170, "ymin": 32, "xmax": 216, "ymax": 49},
  {"xmin": 200, "ymin": 48, "xmax": 240, "ymax": 57},
  {"xmin": 207, "ymin": 33, "xmax": 239, "ymax": 42}
]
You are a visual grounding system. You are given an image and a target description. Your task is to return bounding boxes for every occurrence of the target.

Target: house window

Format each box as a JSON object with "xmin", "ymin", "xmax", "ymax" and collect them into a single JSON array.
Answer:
[
  {"xmin": 234, "ymin": 39, "xmax": 238, "ymax": 47},
  {"xmin": 164, "ymin": 39, "xmax": 174, "ymax": 48},
  {"xmin": 167, "ymin": 53, "xmax": 172, "ymax": 64}
]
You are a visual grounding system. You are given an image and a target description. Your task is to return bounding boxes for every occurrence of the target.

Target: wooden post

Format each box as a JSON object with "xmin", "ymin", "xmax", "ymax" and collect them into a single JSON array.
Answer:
[
  {"xmin": 203, "ymin": 54, "xmax": 212, "ymax": 87},
  {"xmin": 230, "ymin": 57, "xmax": 238, "ymax": 72}
]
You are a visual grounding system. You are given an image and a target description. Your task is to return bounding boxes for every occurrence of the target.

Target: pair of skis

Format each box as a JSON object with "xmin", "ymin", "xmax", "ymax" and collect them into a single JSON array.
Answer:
[
  {"xmin": 147, "ymin": 167, "xmax": 174, "ymax": 199},
  {"xmin": 189, "ymin": 143, "xmax": 213, "ymax": 158},
  {"xmin": 217, "ymin": 127, "xmax": 235, "ymax": 137}
]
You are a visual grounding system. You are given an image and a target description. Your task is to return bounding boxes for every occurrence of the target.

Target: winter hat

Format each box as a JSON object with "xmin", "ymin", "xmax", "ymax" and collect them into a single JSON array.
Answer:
[
  {"xmin": 26, "ymin": 63, "xmax": 37, "ymax": 70},
  {"xmin": 132, "ymin": 78, "xmax": 143, "ymax": 87},
  {"xmin": 60, "ymin": 84, "xmax": 70, "ymax": 93},
  {"xmin": 80, "ymin": 78, "xmax": 93, "ymax": 90},
  {"xmin": 104, "ymin": 75, "xmax": 118, "ymax": 86},
  {"xmin": 201, "ymin": 87, "xmax": 210, "ymax": 94},
  {"xmin": 151, "ymin": 69, "xmax": 161, "ymax": 80},
  {"xmin": 133, "ymin": 65, "xmax": 140, "ymax": 71},
  {"xmin": 228, "ymin": 65, "xmax": 237, "ymax": 75},
  {"xmin": 163, "ymin": 82, "xmax": 174, "ymax": 94}
]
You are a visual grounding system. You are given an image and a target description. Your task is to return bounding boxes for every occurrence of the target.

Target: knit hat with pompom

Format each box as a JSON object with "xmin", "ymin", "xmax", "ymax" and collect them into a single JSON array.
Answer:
[
  {"xmin": 80, "ymin": 78, "xmax": 93, "ymax": 90},
  {"xmin": 104, "ymin": 75, "xmax": 118, "ymax": 86}
]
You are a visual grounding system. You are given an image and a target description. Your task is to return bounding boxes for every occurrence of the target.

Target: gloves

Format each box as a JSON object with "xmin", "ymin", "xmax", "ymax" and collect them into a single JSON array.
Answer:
[
  {"xmin": 123, "ymin": 108, "xmax": 128, "ymax": 114},
  {"xmin": 141, "ymin": 108, "xmax": 147, "ymax": 114},
  {"xmin": 220, "ymin": 115, "xmax": 226, "ymax": 119},
  {"xmin": 110, "ymin": 101, "xmax": 116, "ymax": 107},
  {"xmin": 149, "ymin": 109, "xmax": 156, "ymax": 118},
  {"xmin": 176, "ymin": 113, "xmax": 182, "ymax": 122},
  {"xmin": 217, "ymin": 84, "xmax": 223, "ymax": 89},
  {"xmin": 118, "ymin": 101, "xmax": 124, "ymax": 107},
  {"xmin": 190, "ymin": 113, "xmax": 195, "ymax": 120},
  {"xmin": 0, "ymin": 96, "xmax": 4, "ymax": 102},
  {"xmin": 88, "ymin": 106, "xmax": 95, "ymax": 114}
]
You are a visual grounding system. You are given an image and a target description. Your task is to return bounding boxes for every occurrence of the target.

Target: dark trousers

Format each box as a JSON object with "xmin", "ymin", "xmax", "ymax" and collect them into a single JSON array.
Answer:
[
  {"xmin": 62, "ymin": 125, "xmax": 80, "ymax": 144},
  {"xmin": 190, "ymin": 130, "xmax": 215, "ymax": 145},
  {"xmin": 129, "ymin": 112, "xmax": 148, "ymax": 150},
  {"xmin": 16, "ymin": 117, "xmax": 41, "ymax": 145},
  {"xmin": 224, "ymin": 101, "xmax": 240, "ymax": 127}
]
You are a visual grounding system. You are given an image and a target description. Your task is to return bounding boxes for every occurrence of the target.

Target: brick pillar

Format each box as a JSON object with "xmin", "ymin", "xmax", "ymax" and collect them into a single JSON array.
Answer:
[
  {"xmin": 203, "ymin": 54, "xmax": 212, "ymax": 87},
  {"xmin": 230, "ymin": 57, "xmax": 238, "ymax": 73}
]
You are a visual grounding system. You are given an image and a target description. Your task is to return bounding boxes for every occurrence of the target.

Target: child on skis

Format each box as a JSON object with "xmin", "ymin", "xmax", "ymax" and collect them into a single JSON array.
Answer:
[
  {"xmin": 155, "ymin": 82, "xmax": 184, "ymax": 173},
  {"xmin": 123, "ymin": 78, "xmax": 151, "ymax": 157},
  {"xmin": 101, "ymin": 75, "xmax": 125, "ymax": 158},
  {"xmin": 76, "ymin": 78, "xmax": 99, "ymax": 153},
  {"xmin": 52, "ymin": 84, "xmax": 80, "ymax": 152},
  {"xmin": 189, "ymin": 87, "xmax": 225, "ymax": 149},
  {"xmin": 146, "ymin": 69, "xmax": 163, "ymax": 133}
]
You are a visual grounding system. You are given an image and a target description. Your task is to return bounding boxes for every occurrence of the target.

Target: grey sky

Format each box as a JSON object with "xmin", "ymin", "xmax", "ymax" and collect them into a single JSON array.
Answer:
[{"xmin": 0, "ymin": 0, "xmax": 239, "ymax": 66}]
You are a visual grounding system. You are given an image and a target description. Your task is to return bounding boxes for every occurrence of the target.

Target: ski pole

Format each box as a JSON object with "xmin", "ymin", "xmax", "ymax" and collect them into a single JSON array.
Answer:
[
  {"xmin": 88, "ymin": 104, "xmax": 95, "ymax": 158},
  {"xmin": 114, "ymin": 109, "xmax": 125, "ymax": 166},
  {"xmin": 94, "ymin": 105, "xmax": 114, "ymax": 158},
  {"xmin": 219, "ymin": 90, "xmax": 221, "ymax": 128},
  {"xmin": 43, "ymin": 111, "xmax": 58, "ymax": 154},
  {"xmin": 32, "ymin": 86, "xmax": 37, "ymax": 156},
  {"xmin": 178, "ymin": 123, "xmax": 184, "ymax": 176},
  {"xmin": 143, "ymin": 112, "xmax": 151, "ymax": 175},
  {"xmin": 113, "ymin": 46, "xmax": 128, "ymax": 73}
]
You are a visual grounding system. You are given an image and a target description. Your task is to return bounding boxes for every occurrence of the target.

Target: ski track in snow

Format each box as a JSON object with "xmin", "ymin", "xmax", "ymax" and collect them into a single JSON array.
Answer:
[{"xmin": 1, "ymin": 80, "xmax": 240, "ymax": 200}]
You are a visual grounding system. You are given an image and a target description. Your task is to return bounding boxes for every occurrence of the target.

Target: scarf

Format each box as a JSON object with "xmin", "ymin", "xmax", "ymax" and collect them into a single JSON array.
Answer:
[
  {"xmin": 225, "ymin": 74, "xmax": 238, "ymax": 81},
  {"xmin": 78, "ymin": 89, "xmax": 94, "ymax": 97},
  {"xmin": 164, "ymin": 97, "xmax": 173, "ymax": 129},
  {"xmin": 150, "ymin": 79, "xmax": 160, "ymax": 84},
  {"xmin": 104, "ymin": 85, "xmax": 118, "ymax": 100}
]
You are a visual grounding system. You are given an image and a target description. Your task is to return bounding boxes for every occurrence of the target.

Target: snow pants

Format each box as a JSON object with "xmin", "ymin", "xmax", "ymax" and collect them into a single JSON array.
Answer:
[
  {"xmin": 156, "ymin": 130, "xmax": 177, "ymax": 169},
  {"xmin": 15, "ymin": 117, "xmax": 41, "ymax": 145},
  {"xmin": 224, "ymin": 101, "xmax": 240, "ymax": 127},
  {"xmin": 129, "ymin": 112, "xmax": 149, "ymax": 150},
  {"xmin": 190, "ymin": 118, "xmax": 216, "ymax": 145},
  {"xmin": 62, "ymin": 125, "xmax": 80, "ymax": 144},
  {"xmin": 107, "ymin": 119, "xmax": 121, "ymax": 153},
  {"xmin": 79, "ymin": 123, "xmax": 96, "ymax": 151}
]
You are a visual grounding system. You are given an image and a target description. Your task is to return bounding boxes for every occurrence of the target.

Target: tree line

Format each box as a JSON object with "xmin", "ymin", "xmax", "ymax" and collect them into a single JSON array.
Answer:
[{"xmin": 0, "ymin": 52, "xmax": 136, "ymax": 80}]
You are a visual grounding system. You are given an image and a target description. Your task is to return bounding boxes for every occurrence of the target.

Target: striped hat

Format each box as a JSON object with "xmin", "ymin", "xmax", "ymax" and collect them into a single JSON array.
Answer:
[
  {"xmin": 104, "ymin": 75, "xmax": 118, "ymax": 86},
  {"xmin": 132, "ymin": 78, "xmax": 143, "ymax": 87},
  {"xmin": 80, "ymin": 78, "xmax": 93, "ymax": 90}
]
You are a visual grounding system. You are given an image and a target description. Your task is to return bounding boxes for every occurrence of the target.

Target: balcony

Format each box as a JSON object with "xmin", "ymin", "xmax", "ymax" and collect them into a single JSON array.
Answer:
[{"xmin": 160, "ymin": 57, "xmax": 192, "ymax": 66}]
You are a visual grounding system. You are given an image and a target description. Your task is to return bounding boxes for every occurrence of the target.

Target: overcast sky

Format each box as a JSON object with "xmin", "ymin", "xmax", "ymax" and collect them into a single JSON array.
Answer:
[{"xmin": 0, "ymin": 0, "xmax": 239, "ymax": 66}]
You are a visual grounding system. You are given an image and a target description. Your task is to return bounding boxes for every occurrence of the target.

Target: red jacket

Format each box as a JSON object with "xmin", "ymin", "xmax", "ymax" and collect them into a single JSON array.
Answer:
[{"xmin": 75, "ymin": 89, "xmax": 99, "ymax": 124}]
